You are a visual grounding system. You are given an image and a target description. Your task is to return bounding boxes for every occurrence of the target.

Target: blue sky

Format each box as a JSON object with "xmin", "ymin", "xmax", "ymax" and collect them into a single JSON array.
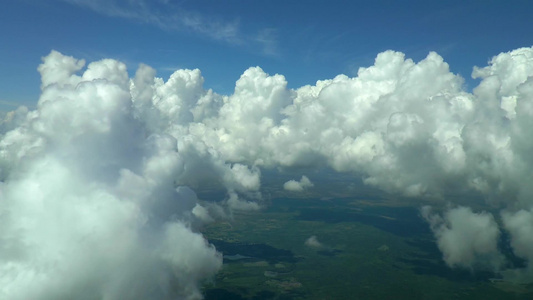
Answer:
[{"xmin": 1, "ymin": 0, "xmax": 532, "ymax": 109}]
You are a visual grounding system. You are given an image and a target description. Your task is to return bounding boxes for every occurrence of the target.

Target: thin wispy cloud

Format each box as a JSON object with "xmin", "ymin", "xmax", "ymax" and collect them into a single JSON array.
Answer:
[
  {"xmin": 60, "ymin": 0, "xmax": 280, "ymax": 56},
  {"xmin": 61, "ymin": 0, "xmax": 242, "ymax": 44},
  {"xmin": 254, "ymin": 28, "xmax": 280, "ymax": 57},
  {"xmin": 0, "ymin": 99, "xmax": 29, "ymax": 108}
]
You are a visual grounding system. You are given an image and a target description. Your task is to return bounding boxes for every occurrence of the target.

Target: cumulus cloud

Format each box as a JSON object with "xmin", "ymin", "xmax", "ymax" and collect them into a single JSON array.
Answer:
[
  {"xmin": 225, "ymin": 191, "xmax": 260, "ymax": 211},
  {"xmin": 501, "ymin": 209, "xmax": 533, "ymax": 281},
  {"xmin": 283, "ymin": 175, "xmax": 314, "ymax": 192},
  {"xmin": 4, "ymin": 45, "xmax": 533, "ymax": 296},
  {"xmin": 184, "ymin": 46, "xmax": 533, "ymax": 279},
  {"xmin": 195, "ymin": 45, "xmax": 533, "ymax": 280},
  {"xmin": 422, "ymin": 206, "xmax": 503, "ymax": 269},
  {"xmin": 0, "ymin": 51, "xmax": 227, "ymax": 300},
  {"xmin": 304, "ymin": 236, "xmax": 323, "ymax": 248}
]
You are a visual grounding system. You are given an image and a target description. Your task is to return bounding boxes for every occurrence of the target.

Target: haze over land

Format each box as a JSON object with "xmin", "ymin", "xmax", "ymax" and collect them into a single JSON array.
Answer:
[{"xmin": 2, "ymin": 1, "xmax": 533, "ymax": 299}]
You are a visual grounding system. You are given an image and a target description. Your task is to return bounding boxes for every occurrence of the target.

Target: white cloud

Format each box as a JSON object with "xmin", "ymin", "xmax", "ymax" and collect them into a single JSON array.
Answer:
[
  {"xmin": 304, "ymin": 236, "xmax": 323, "ymax": 248},
  {"xmin": 502, "ymin": 209, "xmax": 533, "ymax": 280},
  {"xmin": 0, "ymin": 52, "xmax": 225, "ymax": 299},
  {"xmin": 0, "ymin": 99, "xmax": 32, "ymax": 109},
  {"xmin": 4, "ymin": 45, "xmax": 533, "ymax": 295},
  {"xmin": 60, "ymin": 0, "xmax": 280, "ymax": 55},
  {"xmin": 61, "ymin": 0, "xmax": 241, "ymax": 43},
  {"xmin": 283, "ymin": 175, "xmax": 314, "ymax": 192},
  {"xmin": 422, "ymin": 206, "xmax": 503, "ymax": 269},
  {"xmin": 254, "ymin": 28, "xmax": 280, "ymax": 56},
  {"xmin": 225, "ymin": 191, "xmax": 260, "ymax": 211}
]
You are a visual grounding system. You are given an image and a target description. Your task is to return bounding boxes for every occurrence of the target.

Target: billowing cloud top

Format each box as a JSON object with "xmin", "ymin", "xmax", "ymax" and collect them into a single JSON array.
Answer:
[{"xmin": 2, "ymin": 46, "xmax": 533, "ymax": 298}]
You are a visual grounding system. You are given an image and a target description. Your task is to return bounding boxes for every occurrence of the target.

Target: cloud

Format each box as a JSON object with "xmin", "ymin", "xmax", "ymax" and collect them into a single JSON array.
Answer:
[
  {"xmin": 501, "ymin": 209, "xmax": 533, "ymax": 281},
  {"xmin": 190, "ymin": 45, "xmax": 532, "ymax": 279},
  {"xmin": 60, "ymin": 0, "xmax": 281, "ymax": 55},
  {"xmin": 59, "ymin": 0, "xmax": 280, "ymax": 55},
  {"xmin": 60, "ymin": 0, "xmax": 241, "ymax": 43},
  {"xmin": 304, "ymin": 236, "xmax": 323, "ymax": 248},
  {"xmin": 226, "ymin": 191, "xmax": 260, "ymax": 211},
  {"xmin": 283, "ymin": 175, "xmax": 314, "ymax": 192},
  {"xmin": 422, "ymin": 206, "xmax": 503, "ymax": 269},
  {"xmin": 254, "ymin": 28, "xmax": 280, "ymax": 56},
  {"xmin": 0, "ymin": 99, "xmax": 33, "ymax": 109},
  {"xmin": 0, "ymin": 51, "xmax": 227, "ymax": 299},
  {"xmin": 3, "ymin": 45, "xmax": 533, "ymax": 296}
]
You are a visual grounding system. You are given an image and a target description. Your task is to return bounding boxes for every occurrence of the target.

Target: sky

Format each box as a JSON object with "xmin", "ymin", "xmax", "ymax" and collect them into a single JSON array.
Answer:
[
  {"xmin": 1, "ymin": 0, "xmax": 532, "ymax": 109},
  {"xmin": 2, "ymin": 1, "xmax": 533, "ymax": 299}
]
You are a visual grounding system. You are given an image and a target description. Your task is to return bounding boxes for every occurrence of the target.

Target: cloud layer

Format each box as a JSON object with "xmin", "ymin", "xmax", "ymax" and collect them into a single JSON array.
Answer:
[{"xmin": 2, "ymin": 46, "xmax": 533, "ymax": 297}]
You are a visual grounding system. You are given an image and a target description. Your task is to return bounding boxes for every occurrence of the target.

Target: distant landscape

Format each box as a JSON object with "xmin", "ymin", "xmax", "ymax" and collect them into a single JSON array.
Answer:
[{"xmin": 200, "ymin": 172, "xmax": 533, "ymax": 299}]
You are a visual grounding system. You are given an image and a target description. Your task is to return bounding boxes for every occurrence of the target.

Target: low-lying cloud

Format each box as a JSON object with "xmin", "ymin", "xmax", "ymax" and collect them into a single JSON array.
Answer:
[
  {"xmin": 2, "ymin": 46, "xmax": 533, "ymax": 297},
  {"xmin": 283, "ymin": 175, "xmax": 314, "ymax": 192},
  {"xmin": 304, "ymin": 236, "xmax": 323, "ymax": 248},
  {"xmin": 422, "ymin": 206, "xmax": 504, "ymax": 270}
]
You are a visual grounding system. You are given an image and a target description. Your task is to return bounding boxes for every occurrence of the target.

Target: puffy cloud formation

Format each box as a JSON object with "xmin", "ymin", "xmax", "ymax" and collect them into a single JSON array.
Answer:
[
  {"xmin": 283, "ymin": 175, "xmax": 314, "ymax": 192},
  {"xmin": 304, "ymin": 236, "xmax": 323, "ymax": 248},
  {"xmin": 189, "ymin": 46, "xmax": 533, "ymax": 279},
  {"xmin": 422, "ymin": 206, "xmax": 503, "ymax": 269},
  {"xmin": 3, "ymin": 45, "xmax": 533, "ymax": 297},
  {"xmin": 0, "ymin": 51, "xmax": 229, "ymax": 300},
  {"xmin": 501, "ymin": 209, "xmax": 533, "ymax": 281}
]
